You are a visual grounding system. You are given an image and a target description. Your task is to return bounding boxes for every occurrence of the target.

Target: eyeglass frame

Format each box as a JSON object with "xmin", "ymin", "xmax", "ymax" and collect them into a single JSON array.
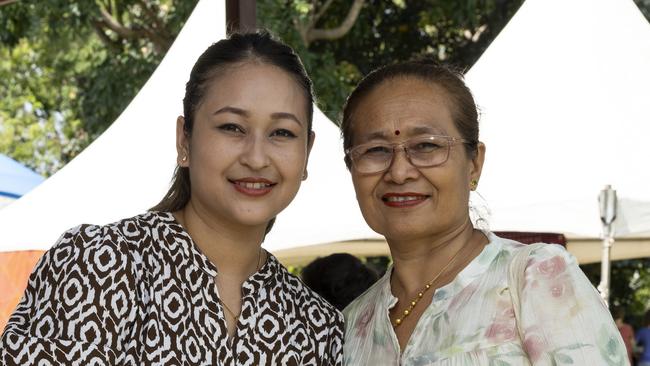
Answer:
[{"xmin": 344, "ymin": 134, "xmax": 476, "ymax": 174}]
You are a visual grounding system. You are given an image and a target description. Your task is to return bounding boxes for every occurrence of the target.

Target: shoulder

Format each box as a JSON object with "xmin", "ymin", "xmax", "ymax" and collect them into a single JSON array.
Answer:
[{"xmin": 39, "ymin": 212, "xmax": 170, "ymax": 281}]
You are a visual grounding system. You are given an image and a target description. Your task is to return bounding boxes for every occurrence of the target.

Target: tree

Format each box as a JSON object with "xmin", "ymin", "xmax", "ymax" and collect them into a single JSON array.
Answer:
[
  {"xmin": 0, "ymin": 0, "xmax": 199, "ymax": 176},
  {"xmin": 259, "ymin": 0, "xmax": 526, "ymax": 123}
]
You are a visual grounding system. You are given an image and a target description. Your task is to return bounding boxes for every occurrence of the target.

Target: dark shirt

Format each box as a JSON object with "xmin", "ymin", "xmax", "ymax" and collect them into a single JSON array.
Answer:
[{"xmin": 0, "ymin": 211, "xmax": 343, "ymax": 365}]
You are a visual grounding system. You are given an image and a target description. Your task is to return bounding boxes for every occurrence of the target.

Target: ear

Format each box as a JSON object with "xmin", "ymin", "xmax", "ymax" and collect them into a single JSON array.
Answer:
[
  {"xmin": 176, "ymin": 116, "xmax": 190, "ymax": 167},
  {"xmin": 302, "ymin": 131, "xmax": 316, "ymax": 181},
  {"xmin": 469, "ymin": 142, "xmax": 486, "ymax": 189}
]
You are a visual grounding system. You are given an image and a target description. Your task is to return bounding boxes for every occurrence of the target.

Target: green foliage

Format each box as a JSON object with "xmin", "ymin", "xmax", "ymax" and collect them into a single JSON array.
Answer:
[
  {"xmin": 0, "ymin": 0, "xmax": 199, "ymax": 176},
  {"xmin": 259, "ymin": 0, "xmax": 526, "ymax": 123},
  {"xmin": 581, "ymin": 259, "xmax": 650, "ymax": 327}
]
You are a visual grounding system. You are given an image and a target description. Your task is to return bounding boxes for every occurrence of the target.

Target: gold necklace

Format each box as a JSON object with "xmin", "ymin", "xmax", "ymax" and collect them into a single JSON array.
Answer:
[
  {"xmin": 392, "ymin": 244, "xmax": 466, "ymax": 327},
  {"xmin": 218, "ymin": 248, "xmax": 263, "ymax": 321}
]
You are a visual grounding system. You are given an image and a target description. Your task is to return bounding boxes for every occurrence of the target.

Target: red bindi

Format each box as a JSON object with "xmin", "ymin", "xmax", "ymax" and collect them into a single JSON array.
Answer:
[{"xmin": 394, "ymin": 130, "xmax": 400, "ymax": 136}]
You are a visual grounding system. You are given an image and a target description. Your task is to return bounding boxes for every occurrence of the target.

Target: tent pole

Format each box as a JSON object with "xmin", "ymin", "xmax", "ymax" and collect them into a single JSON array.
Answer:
[
  {"xmin": 226, "ymin": 0, "xmax": 257, "ymax": 35},
  {"xmin": 597, "ymin": 185, "xmax": 617, "ymax": 306}
]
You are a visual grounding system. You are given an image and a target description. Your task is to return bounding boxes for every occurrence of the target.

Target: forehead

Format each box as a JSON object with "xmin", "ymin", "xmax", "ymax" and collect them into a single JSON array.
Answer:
[
  {"xmin": 350, "ymin": 77, "xmax": 458, "ymax": 142},
  {"xmin": 199, "ymin": 62, "xmax": 309, "ymax": 121}
]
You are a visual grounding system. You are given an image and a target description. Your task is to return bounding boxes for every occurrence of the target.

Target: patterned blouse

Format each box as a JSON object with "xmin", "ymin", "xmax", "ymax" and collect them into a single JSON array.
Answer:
[
  {"xmin": 0, "ymin": 211, "xmax": 343, "ymax": 365},
  {"xmin": 343, "ymin": 233, "xmax": 628, "ymax": 365}
]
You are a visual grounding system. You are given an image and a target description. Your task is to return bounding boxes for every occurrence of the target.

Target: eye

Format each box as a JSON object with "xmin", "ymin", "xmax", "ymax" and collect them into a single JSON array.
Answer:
[
  {"xmin": 218, "ymin": 123, "xmax": 245, "ymax": 134},
  {"xmin": 271, "ymin": 128, "xmax": 297, "ymax": 139},
  {"xmin": 411, "ymin": 141, "xmax": 443, "ymax": 153},
  {"xmin": 360, "ymin": 145, "xmax": 392, "ymax": 157}
]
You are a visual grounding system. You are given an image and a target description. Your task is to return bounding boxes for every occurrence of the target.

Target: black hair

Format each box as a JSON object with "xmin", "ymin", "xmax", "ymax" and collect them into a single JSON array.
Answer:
[{"xmin": 301, "ymin": 253, "xmax": 379, "ymax": 310}]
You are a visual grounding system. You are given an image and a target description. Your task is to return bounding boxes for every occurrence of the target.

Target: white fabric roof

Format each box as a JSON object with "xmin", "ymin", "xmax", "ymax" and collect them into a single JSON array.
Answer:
[
  {"xmin": 0, "ymin": 0, "xmax": 377, "ymax": 252},
  {"xmin": 465, "ymin": 0, "xmax": 650, "ymax": 239}
]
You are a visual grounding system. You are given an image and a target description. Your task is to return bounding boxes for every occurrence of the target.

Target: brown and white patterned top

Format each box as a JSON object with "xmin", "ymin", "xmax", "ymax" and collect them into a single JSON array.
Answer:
[{"xmin": 1, "ymin": 211, "xmax": 343, "ymax": 365}]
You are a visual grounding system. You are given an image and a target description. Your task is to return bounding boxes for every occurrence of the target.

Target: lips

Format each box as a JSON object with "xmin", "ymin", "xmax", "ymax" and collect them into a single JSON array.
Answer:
[
  {"xmin": 230, "ymin": 177, "xmax": 276, "ymax": 197},
  {"xmin": 381, "ymin": 192, "xmax": 429, "ymax": 208}
]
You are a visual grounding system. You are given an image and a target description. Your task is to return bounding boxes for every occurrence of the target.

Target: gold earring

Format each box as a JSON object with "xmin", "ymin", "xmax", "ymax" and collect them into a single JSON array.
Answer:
[{"xmin": 470, "ymin": 179, "xmax": 478, "ymax": 190}]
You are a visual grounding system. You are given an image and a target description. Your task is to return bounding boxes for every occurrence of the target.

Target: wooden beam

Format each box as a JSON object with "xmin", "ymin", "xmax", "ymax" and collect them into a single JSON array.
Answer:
[{"xmin": 225, "ymin": 0, "xmax": 256, "ymax": 35}]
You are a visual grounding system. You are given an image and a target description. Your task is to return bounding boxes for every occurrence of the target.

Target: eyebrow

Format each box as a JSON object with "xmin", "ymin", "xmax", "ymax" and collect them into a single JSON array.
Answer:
[
  {"xmin": 270, "ymin": 112, "xmax": 304, "ymax": 127},
  {"xmin": 358, "ymin": 125, "xmax": 445, "ymax": 143},
  {"xmin": 213, "ymin": 106, "xmax": 304, "ymax": 127}
]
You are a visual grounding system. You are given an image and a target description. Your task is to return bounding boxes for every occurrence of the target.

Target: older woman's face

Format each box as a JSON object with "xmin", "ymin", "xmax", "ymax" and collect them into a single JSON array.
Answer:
[{"xmin": 348, "ymin": 77, "xmax": 484, "ymax": 241}]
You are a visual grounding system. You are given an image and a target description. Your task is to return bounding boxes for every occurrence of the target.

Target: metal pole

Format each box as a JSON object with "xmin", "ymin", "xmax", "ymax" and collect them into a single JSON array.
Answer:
[{"xmin": 597, "ymin": 185, "xmax": 617, "ymax": 306}]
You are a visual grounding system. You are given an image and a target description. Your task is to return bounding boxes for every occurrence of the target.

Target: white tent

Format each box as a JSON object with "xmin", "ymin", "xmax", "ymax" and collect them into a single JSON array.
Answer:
[
  {"xmin": 0, "ymin": 0, "xmax": 378, "ymax": 253},
  {"xmin": 464, "ymin": 0, "xmax": 650, "ymax": 260}
]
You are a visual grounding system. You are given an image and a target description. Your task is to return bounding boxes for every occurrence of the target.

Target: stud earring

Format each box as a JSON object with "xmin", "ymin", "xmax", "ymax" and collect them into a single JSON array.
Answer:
[
  {"xmin": 181, "ymin": 155, "xmax": 187, "ymax": 162},
  {"xmin": 470, "ymin": 179, "xmax": 478, "ymax": 190}
]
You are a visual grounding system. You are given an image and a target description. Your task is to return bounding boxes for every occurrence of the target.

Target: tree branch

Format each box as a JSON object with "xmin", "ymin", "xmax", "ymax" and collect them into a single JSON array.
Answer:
[
  {"xmin": 305, "ymin": 0, "xmax": 364, "ymax": 45},
  {"xmin": 90, "ymin": 20, "xmax": 122, "ymax": 53},
  {"xmin": 310, "ymin": 0, "xmax": 334, "ymax": 28},
  {"xmin": 98, "ymin": 5, "xmax": 138, "ymax": 38}
]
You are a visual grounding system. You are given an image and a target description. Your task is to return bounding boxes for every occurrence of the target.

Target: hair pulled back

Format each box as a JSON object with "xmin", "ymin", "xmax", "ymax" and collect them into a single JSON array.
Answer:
[{"xmin": 152, "ymin": 31, "xmax": 314, "ymax": 236}]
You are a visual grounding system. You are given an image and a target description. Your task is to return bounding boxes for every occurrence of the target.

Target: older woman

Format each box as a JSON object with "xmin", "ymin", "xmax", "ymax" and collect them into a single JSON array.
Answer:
[{"xmin": 341, "ymin": 60, "xmax": 628, "ymax": 365}]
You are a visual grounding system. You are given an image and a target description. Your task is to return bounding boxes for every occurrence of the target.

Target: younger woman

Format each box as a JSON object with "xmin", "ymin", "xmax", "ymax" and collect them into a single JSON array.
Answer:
[{"xmin": 1, "ymin": 31, "xmax": 343, "ymax": 366}]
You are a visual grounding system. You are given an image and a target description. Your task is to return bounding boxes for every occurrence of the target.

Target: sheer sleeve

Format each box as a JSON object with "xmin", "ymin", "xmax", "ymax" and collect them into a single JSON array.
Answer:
[
  {"xmin": 518, "ymin": 244, "xmax": 629, "ymax": 365},
  {"xmin": 0, "ymin": 224, "xmax": 137, "ymax": 365}
]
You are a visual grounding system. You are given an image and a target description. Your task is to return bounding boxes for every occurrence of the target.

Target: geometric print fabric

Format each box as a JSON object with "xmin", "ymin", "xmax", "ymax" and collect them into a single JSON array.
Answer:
[{"xmin": 0, "ymin": 211, "xmax": 343, "ymax": 365}]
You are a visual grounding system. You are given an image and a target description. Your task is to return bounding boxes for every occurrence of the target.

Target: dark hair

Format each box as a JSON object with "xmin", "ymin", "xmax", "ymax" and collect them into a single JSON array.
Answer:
[
  {"xmin": 152, "ymin": 31, "xmax": 314, "ymax": 235},
  {"xmin": 611, "ymin": 306, "xmax": 625, "ymax": 320},
  {"xmin": 340, "ymin": 59, "xmax": 479, "ymax": 169},
  {"xmin": 301, "ymin": 253, "xmax": 379, "ymax": 310}
]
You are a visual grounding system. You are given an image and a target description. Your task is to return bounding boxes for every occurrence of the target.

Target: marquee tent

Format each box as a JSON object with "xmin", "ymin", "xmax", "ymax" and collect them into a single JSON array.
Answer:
[{"xmin": 463, "ymin": 0, "xmax": 650, "ymax": 262}]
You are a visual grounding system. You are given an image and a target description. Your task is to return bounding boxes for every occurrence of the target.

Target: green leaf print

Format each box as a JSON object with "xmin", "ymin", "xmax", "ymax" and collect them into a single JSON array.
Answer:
[
  {"xmin": 489, "ymin": 359, "xmax": 511, "ymax": 366},
  {"xmin": 597, "ymin": 325, "xmax": 626, "ymax": 365},
  {"xmin": 553, "ymin": 352, "xmax": 573, "ymax": 364}
]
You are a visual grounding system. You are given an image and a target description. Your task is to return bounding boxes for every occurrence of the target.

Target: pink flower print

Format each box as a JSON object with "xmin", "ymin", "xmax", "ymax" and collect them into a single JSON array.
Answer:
[
  {"xmin": 355, "ymin": 303, "xmax": 374, "ymax": 338},
  {"xmin": 485, "ymin": 320, "xmax": 516, "ymax": 343},
  {"xmin": 523, "ymin": 331, "xmax": 546, "ymax": 362},
  {"xmin": 535, "ymin": 255, "xmax": 567, "ymax": 279},
  {"xmin": 485, "ymin": 299, "xmax": 517, "ymax": 343}
]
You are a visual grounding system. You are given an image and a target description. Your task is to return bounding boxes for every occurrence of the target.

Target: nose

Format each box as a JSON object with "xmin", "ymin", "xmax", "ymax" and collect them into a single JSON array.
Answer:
[
  {"xmin": 383, "ymin": 147, "xmax": 420, "ymax": 184},
  {"xmin": 239, "ymin": 135, "xmax": 271, "ymax": 170}
]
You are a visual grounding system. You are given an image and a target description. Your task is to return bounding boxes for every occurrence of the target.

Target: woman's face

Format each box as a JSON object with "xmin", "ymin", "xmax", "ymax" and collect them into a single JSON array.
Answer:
[
  {"xmin": 348, "ymin": 77, "xmax": 484, "ymax": 241},
  {"xmin": 177, "ymin": 62, "xmax": 313, "ymax": 228}
]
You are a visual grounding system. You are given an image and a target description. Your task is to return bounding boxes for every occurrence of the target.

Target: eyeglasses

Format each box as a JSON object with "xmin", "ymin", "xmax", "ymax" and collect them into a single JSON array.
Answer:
[{"xmin": 345, "ymin": 135, "xmax": 473, "ymax": 174}]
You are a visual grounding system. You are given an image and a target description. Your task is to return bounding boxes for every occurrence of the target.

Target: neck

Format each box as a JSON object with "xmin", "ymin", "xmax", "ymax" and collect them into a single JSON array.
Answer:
[
  {"xmin": 174, "ymin": 199, "xmax": 267, "ymax": 278},
  {"xmin": 387, "ymin": 219, "xmax": 483, "ymax": 296}
]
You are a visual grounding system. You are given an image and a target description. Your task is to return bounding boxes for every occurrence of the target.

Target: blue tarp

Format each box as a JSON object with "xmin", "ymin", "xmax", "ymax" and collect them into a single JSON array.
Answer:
[{"xmin": 0, "ymin": 155, "xmax": 44, "ymax": 198}]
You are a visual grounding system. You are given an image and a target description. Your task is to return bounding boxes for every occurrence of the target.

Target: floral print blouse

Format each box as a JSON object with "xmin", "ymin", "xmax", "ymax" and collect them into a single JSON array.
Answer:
[{"xmin": 343, "ymin": 233, "xmax": 628, "ymax": 365}]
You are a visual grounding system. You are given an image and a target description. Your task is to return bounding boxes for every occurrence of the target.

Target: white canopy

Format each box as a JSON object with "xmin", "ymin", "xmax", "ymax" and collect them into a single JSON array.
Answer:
[
  {"xmin": 0, "ymin": 0, "xmax": 377, "ymax": 252},
  {"xmin": 464, "ymin": 0, "xmax": 650, "ymax": 240}
]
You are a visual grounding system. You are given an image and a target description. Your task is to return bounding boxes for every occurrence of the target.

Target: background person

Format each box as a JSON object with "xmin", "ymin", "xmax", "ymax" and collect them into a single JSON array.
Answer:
[
  {"xmin": 301, "ymin": 253, "xmax": 379, "ymax": 310},
  {"xmin": 0, "ymin": 31, "xmax": 343, "ymax": 365},
  {"xmin": 637, "ymin": 310, "xmax": 650, "ymax": 366},
  {"xmin": 339, "ymin": 59, "xmax": 628, "ymax": 365}
]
